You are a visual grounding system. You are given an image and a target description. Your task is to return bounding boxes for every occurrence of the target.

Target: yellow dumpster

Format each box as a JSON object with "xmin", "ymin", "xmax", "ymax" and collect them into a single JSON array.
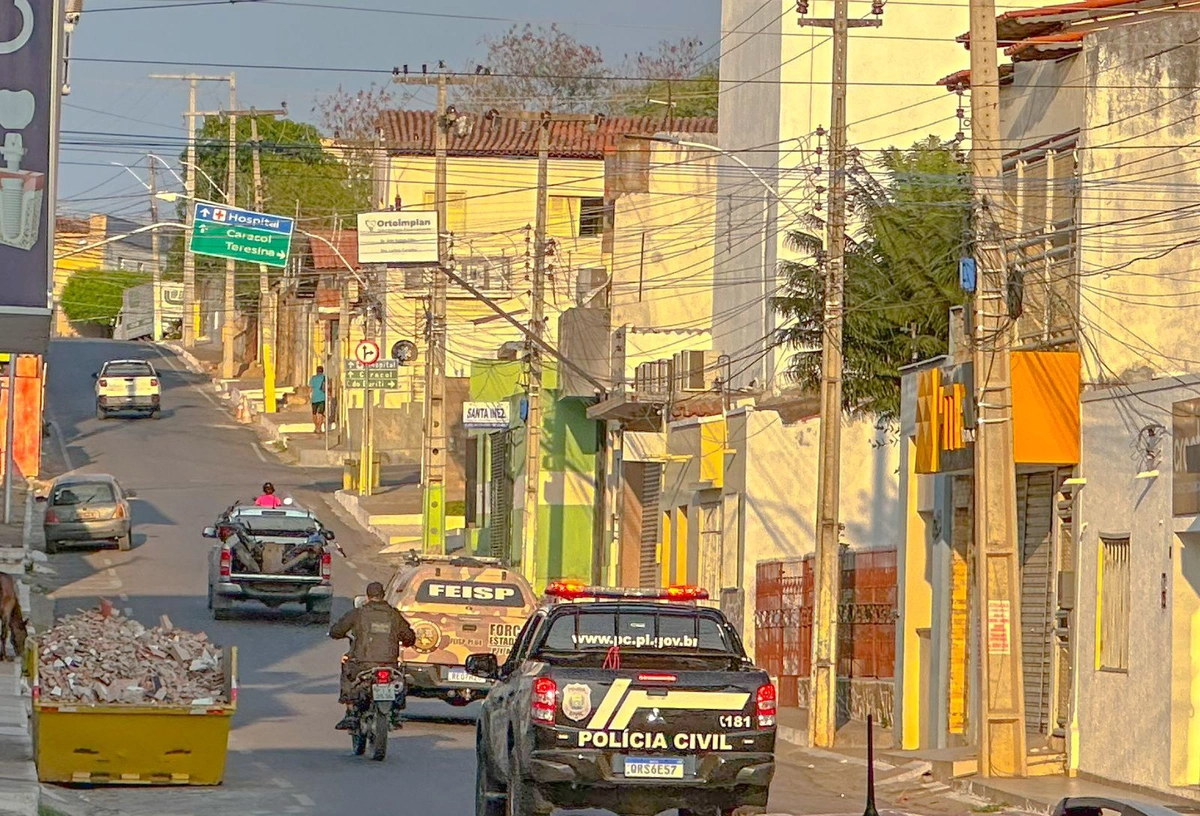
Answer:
[{"xmin": 30, "ymin": 644, "xmax": 237, "ymax": 785}]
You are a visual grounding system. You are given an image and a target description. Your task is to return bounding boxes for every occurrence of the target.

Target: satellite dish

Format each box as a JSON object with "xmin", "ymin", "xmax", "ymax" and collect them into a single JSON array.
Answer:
[{"xmin": 392, "ymin": 340, "xmax": 418, "ymax": 364}]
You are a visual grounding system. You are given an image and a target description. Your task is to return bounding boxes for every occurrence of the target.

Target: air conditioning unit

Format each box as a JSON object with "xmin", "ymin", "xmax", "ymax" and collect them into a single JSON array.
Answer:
[
  {"xmin": 576, "ymin": 267, "xmax": 609, "ymax": 307},
  {"xmin": 497, "ymin": 341, "xmax": 523, "ymax": 361},
  {"xmin": 674, "ymin": 350, "xmax": 721, "ymax": 392}
]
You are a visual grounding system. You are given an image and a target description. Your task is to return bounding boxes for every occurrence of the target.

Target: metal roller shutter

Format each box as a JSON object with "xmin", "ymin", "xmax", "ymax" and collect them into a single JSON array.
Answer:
[
  {"xmin": 1017, "ymin": 471, "xmax": 1056, "ymax": 737},
  {"xmin": 639, "ymin": 463, "xmax": 662, "ymax": 587},
  {"xmin": 488, "ymin": 432, "xmax": 512, "ymax": 560}
]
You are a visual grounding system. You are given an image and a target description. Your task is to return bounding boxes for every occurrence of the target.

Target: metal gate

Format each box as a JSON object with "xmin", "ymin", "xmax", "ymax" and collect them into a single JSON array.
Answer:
[
  {"xmin": 638, "ymin": 463, "xmax": 662, "ymax": 587},
  {"xmin": 488, "ymin": 432, "xmax": 512, "ymax": 560},
  {"xmin": 1017, "ymin": 471, "xmax": 1056, "ymax": 738}
]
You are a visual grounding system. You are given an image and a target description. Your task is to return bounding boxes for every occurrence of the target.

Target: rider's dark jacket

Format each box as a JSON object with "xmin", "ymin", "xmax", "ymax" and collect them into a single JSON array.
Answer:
[{"xmin": 329, "ymin": 599, "xmax": 416, "ymax": 663}]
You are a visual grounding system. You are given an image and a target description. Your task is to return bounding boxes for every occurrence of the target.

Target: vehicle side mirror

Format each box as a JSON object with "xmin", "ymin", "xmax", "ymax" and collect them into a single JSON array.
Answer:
[
  {"xmin": 465, "ymin": 653, "xmax": 500, "ymax": 681},
  {"xmin": 354, "ymin": 595, "xmax": 366, "ymax": 609},
  {"xmin": 91, "ymin": 372, "xmax": 98, "ymax": 379},
  {"xmin": 34, "ymin": 495, "xmax": 47, "ymax": 504},
  {"xmin": 202, "ymin": 526, "xmax": 218, "ymax": 539},
  {"xmin": 125, "ymin": 489, "xmax": 137, "ymax": 499},
  {"xmin": 322, "ymin": 529, "xmax": 336, "ymax": 541}
]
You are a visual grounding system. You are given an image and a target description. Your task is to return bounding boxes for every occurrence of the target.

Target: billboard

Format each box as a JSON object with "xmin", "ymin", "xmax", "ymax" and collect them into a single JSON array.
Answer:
[
  {"xmin": 356, "ymin": 210, "xmax": 438, "ymax": 264},
  {"xmin": 0, "ymin": 0, "xmax": 61, "ymax": 352}
]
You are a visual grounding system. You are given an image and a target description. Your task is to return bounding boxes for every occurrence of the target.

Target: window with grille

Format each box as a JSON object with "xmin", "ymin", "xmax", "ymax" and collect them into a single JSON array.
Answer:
[{"xmin": 1099, "ymin": 536, "xmax": 1130, "ymax": 671}]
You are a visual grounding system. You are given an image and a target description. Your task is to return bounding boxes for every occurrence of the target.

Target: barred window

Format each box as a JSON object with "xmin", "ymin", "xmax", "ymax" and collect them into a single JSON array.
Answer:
[{"xmin": 1099, "ymin": 536, "xmax": 1130, "ymax": 671}]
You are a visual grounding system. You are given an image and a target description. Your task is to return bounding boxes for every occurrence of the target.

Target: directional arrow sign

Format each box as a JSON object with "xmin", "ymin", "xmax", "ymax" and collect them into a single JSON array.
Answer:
[{"xmin": 189, "ymin": 200, "xmax": 295, "ymax": 268}]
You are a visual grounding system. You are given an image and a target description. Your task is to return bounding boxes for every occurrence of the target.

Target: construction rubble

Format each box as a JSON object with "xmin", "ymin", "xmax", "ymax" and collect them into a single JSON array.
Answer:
[{"xmin": 37, "ymin": 607, "xmax": 226, "ymax": 705}]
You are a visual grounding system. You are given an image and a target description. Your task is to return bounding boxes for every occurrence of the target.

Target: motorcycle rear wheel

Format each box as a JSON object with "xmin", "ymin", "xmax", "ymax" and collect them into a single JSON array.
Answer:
[
  {"xmin": 370, "ymin": 708, "xmax": 389, "ymax": 761},
  {"xmin": 351, "ymin": 721, "xmax": 367, "ymax": 756}
]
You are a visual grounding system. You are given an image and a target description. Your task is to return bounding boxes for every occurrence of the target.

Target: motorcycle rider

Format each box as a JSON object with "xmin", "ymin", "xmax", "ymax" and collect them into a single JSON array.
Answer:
[
  {"xmin": 255, "ymin": 482, "xmax": 283, "ymax": 508},
  {"xmin": 329, "ymin": 581, "xmax": 416, "ymax": 730}
]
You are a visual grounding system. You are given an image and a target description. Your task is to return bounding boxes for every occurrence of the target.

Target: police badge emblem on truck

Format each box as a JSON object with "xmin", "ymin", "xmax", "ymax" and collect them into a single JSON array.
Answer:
[{"xmin": 561, "ymin": 683, "xmax": 592, "ymax": 722}]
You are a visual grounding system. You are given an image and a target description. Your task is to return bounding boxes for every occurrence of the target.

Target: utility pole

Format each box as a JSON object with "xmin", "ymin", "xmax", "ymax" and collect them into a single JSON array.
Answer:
[
  {"xmin": 391, "ymin": 65, "xmax": 477, "ymax": 555},
  {"xmin": 249, "ymin": 114, "xmax": 276, "ymax": 413},
  {"xmin": 192, "ymin": 95, "xmax": 286, "ymax": 382},
  {"xmin": 801, "ymin": 0, "xmax": 882, "ymax": 750},
  {"xmin": 969, "ymin": 0, "xmax": 1027, "ymax": 777},
  {"xmin": 150, "ymin": 73, "xmax": 233, "ymax": 347},
  {"xmin": 147, "ymin": 156, "xmax": 162, "ymax": 342}
]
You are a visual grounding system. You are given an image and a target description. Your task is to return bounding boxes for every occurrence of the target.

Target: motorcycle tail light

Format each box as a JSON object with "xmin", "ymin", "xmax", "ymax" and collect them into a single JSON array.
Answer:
[
  {"xmin": 219, "ymin": 548, "xmax": 232, "ymax": 578},
  {"xmin": 756, "ymin": 683, "xmax": 777, "ymax": 729},
  {"xmin": 531, "ymin": 676, "xmax": 556, "ymax": 724},
  {"xmin": 320, "ymin": 551, "xmax": 332, "ymax": 582},
  {"xmin": 374, "ymin": 669, "xmax": 392, "ymax": 684}
]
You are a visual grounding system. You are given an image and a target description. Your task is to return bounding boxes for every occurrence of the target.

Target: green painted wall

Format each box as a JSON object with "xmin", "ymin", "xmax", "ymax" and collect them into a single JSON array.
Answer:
[{"xmin": 467, "ymin": 360, "xmax": 596, "ymax": 591}]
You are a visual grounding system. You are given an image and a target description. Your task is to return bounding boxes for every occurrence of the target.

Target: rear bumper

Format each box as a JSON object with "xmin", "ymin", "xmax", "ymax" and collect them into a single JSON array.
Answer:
[
  {"xmin": 98, "ymin": 394, "xmax": 159, "ymax": 410},
  {"xmin": 405, "ymin": 663, "xmax": 493, "ymax": 697},
  {"xmin": 44, "ymin": 520, "xmax": 129, "ymax": 542},
  {"xmin": 528, "ymin": 750, "xmax": 774, "ymax": 813},
  {"xmin": 214, "ymin": 581, "xmax": 333, "ymax": 603}
]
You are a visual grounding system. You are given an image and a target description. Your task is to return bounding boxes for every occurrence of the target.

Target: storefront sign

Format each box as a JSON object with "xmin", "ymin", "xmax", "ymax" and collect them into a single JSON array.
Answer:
[
  {"xmin": 463, "ymin": 401, "xmax": 510, "ymax": 431},
  {"xmin": 1172, "ymin": 398, "xmax": 1200, "ymax": 516},
  {"xmin": 0, "ymin": 0, "xmax": 62, "ymax": 352},
  {"xmin": 356, "ymin": 210, "xmax": 438, "ymax": 264}
]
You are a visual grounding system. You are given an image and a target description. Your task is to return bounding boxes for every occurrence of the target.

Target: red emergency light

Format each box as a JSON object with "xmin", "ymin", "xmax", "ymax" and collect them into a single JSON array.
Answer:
[{"xmin": 544, "ymin": 582, "xmax": 709, "ymax": 602}]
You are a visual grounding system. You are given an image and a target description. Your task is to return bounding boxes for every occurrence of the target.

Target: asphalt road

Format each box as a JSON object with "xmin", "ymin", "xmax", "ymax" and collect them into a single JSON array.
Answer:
[
  {"xmin": 34, "ymin": 339, "xmax": 969, "ymax": 816},
  {"xmin": 39, "ymin": 339, "xmax": 478, "ymax": 816}
]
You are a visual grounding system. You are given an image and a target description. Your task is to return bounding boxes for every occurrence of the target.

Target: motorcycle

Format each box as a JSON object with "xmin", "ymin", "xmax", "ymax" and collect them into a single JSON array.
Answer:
[{"xmin": 343, "ymin": 656, "xmax": 406, "ymax": 761}]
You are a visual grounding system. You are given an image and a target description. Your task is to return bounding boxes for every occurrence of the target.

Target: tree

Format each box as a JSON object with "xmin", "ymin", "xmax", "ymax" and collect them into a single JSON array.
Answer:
[
  {"xmin": 313, "ymin": 82, "xmax": 396, "ymax": 177},
  {"xmin": 617, "ymin": 38, "xmax": 718, "ymax": 118},
  {"xmin": 168, "ymin": 115, "xmax": 369, "ymax": 304},
  {"xmin": 773, "ymin": 137, "xmax": 972, "ymax": 419},
  {"xmin": 60, "ymin": 268, "xmax": 150, "ymax": 330},
  {"xmin": 458, "ymin": 23, "xmax": 610, "ymax": 113}
]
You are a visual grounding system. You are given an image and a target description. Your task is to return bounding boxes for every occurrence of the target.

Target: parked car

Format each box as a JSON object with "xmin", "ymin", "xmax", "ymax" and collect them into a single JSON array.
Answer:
[
  {"xmin": 39, "ymin": 474, "xmax": 135, "ymax": 554},
  {"xmin": 93, "ymin": 359, "xmax": 161, "ymax": 419}
]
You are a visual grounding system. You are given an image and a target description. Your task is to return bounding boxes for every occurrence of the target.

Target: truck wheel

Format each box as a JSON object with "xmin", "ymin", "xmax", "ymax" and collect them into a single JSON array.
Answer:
[
  {"xmin": 211, "ymin": 593, "xmax": 233, "ymax": 620},
  {"xmin": 506, "ymin": 751, "xmax": 535, "ymax": 816},
  {"xmin": 370, "ymin": 709, "xmax": 388, "ymax": 761},
  {"xmin": 44, "ymin": 538, "xmax": 58, "ymax": 555},
  {"xmin": 475, "ymin": 731, "xmax": 504, "ymax": 816},
  {"xmin": 119, "ymin": 531, "xmax": 132, "ymax": 551},
  {"xmin": 150, "ymin": 408, "xmax": 161, "ymax": 420},
  {"xmin": 95, "ymin": 404, "xmax": 107, "ymax": 421}
]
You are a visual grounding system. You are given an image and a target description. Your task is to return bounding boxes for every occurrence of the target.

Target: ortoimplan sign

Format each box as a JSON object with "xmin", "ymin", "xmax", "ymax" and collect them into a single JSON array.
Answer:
[{"xmin": 356, "ymin": 210, "xmax": 439, "ymax": 264}]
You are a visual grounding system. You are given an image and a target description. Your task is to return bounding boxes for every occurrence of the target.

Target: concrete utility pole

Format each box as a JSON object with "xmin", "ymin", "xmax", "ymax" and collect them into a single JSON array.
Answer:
[
  {"xmin": 194, "ymin": 96, "xmax": 285, "ymax": 382},
  {"xmin": 250, "ymin": 115, "xmax": 276, "ymax": 413},
  {"xmin": 147, "ymin": 157, "xmax": 162, "ymax": 342},
  {"xmin": 801, "ymin": 0, "xmax": 882, "ymax": 750},
  {"xmin": 969, "ymin": 0, "xmax": 1028, "ymax": 777},
  {"xmin": 391, "ymin": 66, "xmax": 477, "ymax": 556},
  {"xmin": 150, "ymin": 73, "xmax": 233, "ymax": 347}
]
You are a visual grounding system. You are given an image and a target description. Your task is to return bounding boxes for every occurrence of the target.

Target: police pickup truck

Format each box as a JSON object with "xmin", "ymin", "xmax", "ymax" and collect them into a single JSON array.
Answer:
[{"xmin": 466, "ymin": 582, "xmax": 776, "ymax": 816}]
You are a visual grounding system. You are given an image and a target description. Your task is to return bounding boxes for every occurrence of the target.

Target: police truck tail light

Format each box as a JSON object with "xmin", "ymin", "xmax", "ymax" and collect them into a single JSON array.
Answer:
[
  {"xmin": 374, "ymin": 669, "xmax": 392, "ymax": 684},
  {"xmin": 219, "ymin": 548, "xmax": 232, "ymax": 578},
  {"xmin": 531, "ymin": 677, "xmax": 557, "ymax": 724},
  {"xmin": 320, "ymin": 551, "xmax": 332, "ymax": 582},
  {"xmin": 756, "ymin": 683, "xmax": 777, "ymax": 729}
]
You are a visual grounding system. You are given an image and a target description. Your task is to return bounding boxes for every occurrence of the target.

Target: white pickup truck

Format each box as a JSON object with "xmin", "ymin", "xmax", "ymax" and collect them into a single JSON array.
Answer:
[{"xmin": 94, "ymin": 358, "xmax": 161, "ymax": 419}]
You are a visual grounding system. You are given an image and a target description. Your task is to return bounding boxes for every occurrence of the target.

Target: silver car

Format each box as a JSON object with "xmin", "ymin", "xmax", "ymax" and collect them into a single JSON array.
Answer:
[{"xmin": 39, "ymin": 474, "xmax": 135, "ymax": 554}]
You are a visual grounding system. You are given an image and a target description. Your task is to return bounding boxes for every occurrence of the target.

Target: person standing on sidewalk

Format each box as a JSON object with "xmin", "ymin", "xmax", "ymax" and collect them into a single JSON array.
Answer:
[{"xmin": 310, "ymin": 365, "xmax": 327, "ymax": 434}]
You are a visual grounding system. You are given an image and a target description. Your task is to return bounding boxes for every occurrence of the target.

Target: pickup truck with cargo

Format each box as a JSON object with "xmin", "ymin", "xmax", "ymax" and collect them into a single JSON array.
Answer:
[
  {"xmin": 204, "ymin": 503, "xmax": 336, "ymax": 623},
  {"xmin": 466, "ymin": 582, "xmax": 776, "ymax": 816}
]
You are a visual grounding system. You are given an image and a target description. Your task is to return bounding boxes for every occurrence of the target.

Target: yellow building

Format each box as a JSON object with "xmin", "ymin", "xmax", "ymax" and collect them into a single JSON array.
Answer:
[
  {"xmin": 51, "ymin": 216, "xmax": 104, "ymax": 336},
  {"xmin": 373, "ymin": 111, "xmax": 718, "ymax": 397}
]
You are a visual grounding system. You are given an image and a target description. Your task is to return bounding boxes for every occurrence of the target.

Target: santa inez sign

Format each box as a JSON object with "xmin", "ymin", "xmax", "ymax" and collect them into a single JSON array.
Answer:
[{"xmin": 463, "ymin": 401, "xmax": 511, "ymax": 431}]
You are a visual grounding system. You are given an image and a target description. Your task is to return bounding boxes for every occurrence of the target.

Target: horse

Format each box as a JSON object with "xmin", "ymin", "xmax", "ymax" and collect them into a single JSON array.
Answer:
[{"xmin": 0, "ymin": 573, "xmax": 28, "ymax": 661}]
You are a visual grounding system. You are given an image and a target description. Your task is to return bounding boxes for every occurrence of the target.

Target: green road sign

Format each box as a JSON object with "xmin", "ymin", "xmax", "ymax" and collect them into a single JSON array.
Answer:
[
  {"xmin": 189, "ymin": 202, "xmax": 294, "ymax": 268},
  {"xmin": 345, "ymin": 359, "xmax": 399, "ymax": 389}
]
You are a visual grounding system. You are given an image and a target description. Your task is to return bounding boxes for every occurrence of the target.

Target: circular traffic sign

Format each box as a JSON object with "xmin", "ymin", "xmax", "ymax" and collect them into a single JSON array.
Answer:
[{"xmin": 354, "ymin": 339, "xmax": 381, "ymax": 365}]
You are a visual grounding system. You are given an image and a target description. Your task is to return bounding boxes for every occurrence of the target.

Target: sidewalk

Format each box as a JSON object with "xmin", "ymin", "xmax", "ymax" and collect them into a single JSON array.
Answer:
[{"xmin": 0, "ymin": 489, "xmax": 36, "ymax": 816}]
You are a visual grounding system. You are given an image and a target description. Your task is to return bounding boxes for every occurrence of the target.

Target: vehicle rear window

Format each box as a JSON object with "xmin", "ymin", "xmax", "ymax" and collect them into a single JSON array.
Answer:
[
  {"xmin": 539, "ymin": 609, "xmax": 735, "ymax": 654},
  {"xmin": 53, "ymin": 483, "xmax": 115, "ymax": 505},
  {"xmin": 102, "ymin": 362, "xmax": 154, "ymax": 377},
  {"xmin": 234, "ymin": 512, "xmax": 319, "ymax": 536},
  {"xmin": 414, "ymin": 579, "xmax": 526, "ymax": 607}
]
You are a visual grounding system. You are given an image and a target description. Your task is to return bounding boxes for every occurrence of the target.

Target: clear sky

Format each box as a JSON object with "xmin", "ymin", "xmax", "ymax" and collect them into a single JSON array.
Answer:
[{"xmin": 61, "ymin": 0, "xmax": 721, "ymax": 219}]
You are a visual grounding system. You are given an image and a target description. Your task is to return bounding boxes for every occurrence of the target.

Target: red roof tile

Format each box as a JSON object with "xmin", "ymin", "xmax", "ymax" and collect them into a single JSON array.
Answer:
[
  {"xmin": 378, "ymin": 111, "xmax": 717, "ymax": 160},
  {"xmin": 959, "ymin": 0, "xmax": 1200, "ymax": 46},
  {"xmin": 55, "ymin": 216, "xmax": 90, "ymax": 234},
  {"xmin": 1004, "ymin": 30, "xmax": 1086, "ymax": 57},
  {"xmin": 936, "ymin": 63, "xmax": 1016, "ymax": 90},
  {"xmin": 308, "ymin": 229, "xmax": 359, "ymax": 270}
]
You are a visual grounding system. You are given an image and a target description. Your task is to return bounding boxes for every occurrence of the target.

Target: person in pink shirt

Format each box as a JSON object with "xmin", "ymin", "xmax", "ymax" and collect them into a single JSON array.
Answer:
[{"xmin": 255, "ymin": 482, "xmax": 283, "ymax": 508}]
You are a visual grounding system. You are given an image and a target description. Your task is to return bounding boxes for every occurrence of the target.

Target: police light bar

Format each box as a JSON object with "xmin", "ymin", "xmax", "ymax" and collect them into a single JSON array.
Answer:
[{"xmin": 544, "ymin": 581, "xmax": 709, "ymax": 602}]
